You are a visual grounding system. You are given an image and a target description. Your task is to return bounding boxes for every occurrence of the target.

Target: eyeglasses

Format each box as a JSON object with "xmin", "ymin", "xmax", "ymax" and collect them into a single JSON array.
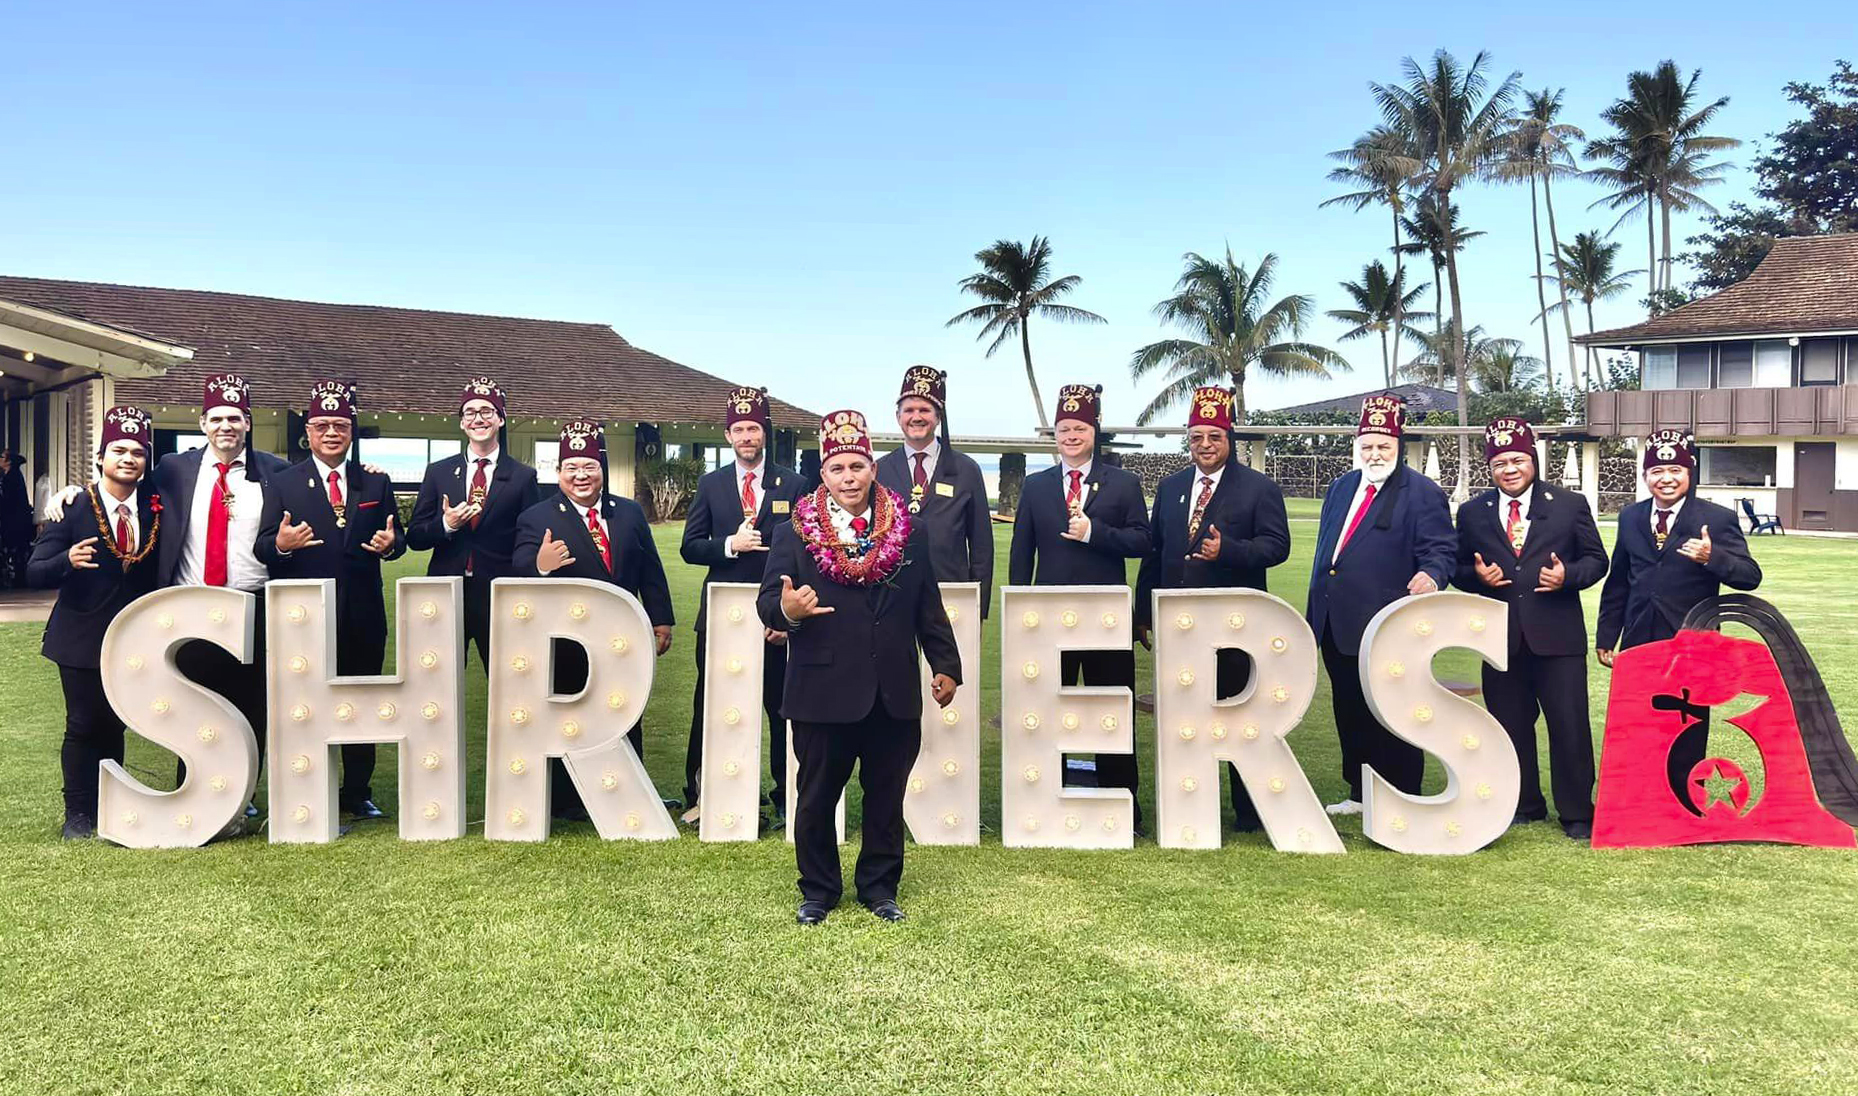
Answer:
[
  {"xmin": 308, "ymin": 421, "xmax": 352, "ymax": 435},
  {"xmin": 461, "ymin": 410, "xmax": 501, "ymax": 423}
]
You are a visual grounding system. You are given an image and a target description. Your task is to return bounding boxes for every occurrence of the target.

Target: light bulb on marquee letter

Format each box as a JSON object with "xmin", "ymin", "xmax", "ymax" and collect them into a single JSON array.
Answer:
[
  {"xmin": 903, "ymin": 582, "xmax": 982, "ymax": 846},
  {"xmin": 1152, "ymin": 589, "xmax": 1340, "ymax": 853},
  {"xmin": 1359, "ymin": 592, "xmax": 1520, "ymax": 854},
  {"xmin": 266, "ymin": 578, "xmax": 467, "ymax": 843},
  {"xmin": 97, "ymin": 587, "xmax": 260, "ymax": 848},
  {"xmin": 1000, "ymin": 586, "xmax": 1134, "ymax": 849},
  {"xmin": 486, "ymin": 578, "xmax": 677, "ymax": 842}
]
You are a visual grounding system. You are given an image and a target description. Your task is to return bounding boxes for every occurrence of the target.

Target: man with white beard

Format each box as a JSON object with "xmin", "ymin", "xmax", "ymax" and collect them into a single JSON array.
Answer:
[{"xmin": 1304, "ymin": 394, "xmax": 1457, "ymax": 814}]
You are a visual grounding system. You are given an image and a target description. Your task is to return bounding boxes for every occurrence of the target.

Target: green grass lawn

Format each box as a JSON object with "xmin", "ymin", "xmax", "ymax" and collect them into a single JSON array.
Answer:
[{"xmin": 2, "ymin": 500, "xmax": 1856, "ymax": 1095}]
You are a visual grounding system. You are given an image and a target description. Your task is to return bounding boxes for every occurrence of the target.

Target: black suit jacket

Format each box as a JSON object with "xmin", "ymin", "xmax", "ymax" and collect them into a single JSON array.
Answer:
[
  {"xmin": 757, "ymin": 516, "xmax": 960, "ymax": 724},
  {"xmin": 679, "ymin": 461, "xmax": 803, "ymax": 630},
  {"xmin": 405, "ymin": 452, "xmax": 541, "ymax": 580},
  {"xmin": 1135, "ymin": 461, "xmax": 1291, "ymax": 628},
  {"xmin": 255, "ymin": 459, "xmax": 407, "ymax": 644},
  {"xmin": 1007, "ymin": 462, "xmax": 1150, "ymax": 587},
  {"xmin": 1305, "ymin": 465, "xmax": 1457, "ymax": 656},
  {"xmin": 28, "ymin": 485, "xmax": 161, "ymax": 668},
  {"xmin": 1597, "ymin": 495, "xmax": 1761, "ymax": 651},
  {"xmin": 875, "ymin": 444, "xmax": 995, "ymax": 614},
  {"xmin": 511, "ymin": 493, "xmax": 674, "ymax": 627},
  {"xmin": 1453, "ymin": 483, "xmax": 1609, "ymax": 657},
  {"xmin": 152, "ymin": 446, "xmax": 292, "ymax": 588}
]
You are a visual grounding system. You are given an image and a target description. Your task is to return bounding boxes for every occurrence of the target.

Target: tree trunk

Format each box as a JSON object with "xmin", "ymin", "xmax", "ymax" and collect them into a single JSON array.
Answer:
[
  {"xmin": 1586, "ymin": 298, "xmax": 1599, "ymax": 386},
  {"xmin": 1388, "ymin": 202, "xmax": 1405, "ymax": 388},
  {"xmin": 1379, "ymin": 326, "xmax": 1392, "ymax": 389},
  {"xmin": 1444, "ymin": 210, "xmax": 1472, "ymax": 501},
  {"xmin": 1019, "ymin": 319, "xmax": 1050, "ymax": 433},
  {"xmin": 1228, "ymin": 364, "xmax": 1248, "ymax": 423},
  {"xmin": 1431, "ymin": 257, "xmax": 1444, "ymax": 386},
  {"xmin": 1528, "ymin": 172, "xmax": 1555, "ymax": 392},
  {"xmin": 1660, "ymin": 198, "xmax": 1674, "ymax": 297},
  {"xmin": 1646, "ymin": 206, "xmax": 1658, "ymax": 313},
  {"xmin": 1541, "ymin": 170, "xmax": 1581, "ymax": 389}
]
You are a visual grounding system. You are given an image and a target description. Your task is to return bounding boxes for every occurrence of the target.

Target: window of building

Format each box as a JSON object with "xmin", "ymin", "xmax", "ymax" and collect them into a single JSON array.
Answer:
[
  {"xmin": 1643, "ymin": 347, "xmax": 1676, "ymax": 389},
  {"xmin": 1676, "ymin": 345, "xmax": 1712, "ymax": 389},
  {"xmin": 1755, "ymin": 339, "xmax": 1792, "ymax": 387},
  {"xmin": 1699, "ymin": 445, "xmax": 1777, "ymax": 487},
  {"xmin": 366, "ymin": 437, "xmax": 463, "ymax": 484},
  {"xmin": 1801, "ymin": 338, "xmax": 1840, "ymax": 385},
  {"xmin": 1718, "ymin": 342, "xmax": 1753, "ymax": 388}
]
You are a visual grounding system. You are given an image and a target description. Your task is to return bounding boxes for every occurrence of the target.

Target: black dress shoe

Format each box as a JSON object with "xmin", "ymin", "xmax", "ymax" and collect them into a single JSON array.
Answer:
[
  {"xmin": 1562, "ymin": 820, "xmax": 1593, "ymax": 840},
  {"xmin": 552, "ymin": 804, "xmax": 592, "ymax": 823},
  {"xmin": 1512, "ymin": 811, "xmax": 1547, "ymax": 826},
  {"xmin": 863, "ymin": 899, "xmax": 906, "ymax": 923},
  {"xmin": 660, "ymin": 797, "xmax": 684, "ymax": 813},
  {"xmin": 796, "ymin": 901, "xmax": 831, "ymax": 925},
  {"xmin": 343, "ymin": 799, "xmax": 387, "ymax": 821},
  {"xmin": 61, "ymin": 813, "xmax": 96, "ymax": 840}
]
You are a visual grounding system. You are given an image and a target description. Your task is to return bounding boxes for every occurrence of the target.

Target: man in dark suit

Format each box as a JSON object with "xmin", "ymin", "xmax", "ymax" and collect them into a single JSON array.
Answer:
[
  {"xmin": 406, "ymin": 376, "xmax": 541, "ymax": 671},
  {"xmin": 758, "ymin": 409, "xmax": 960, "ymax": 924},
  {"xmin": 255, "ymin": 380, "xmax": 405, "ymax": 821},
  {"xmin": 1455, "ymin": 418, "xmax": 1609, "ymax": 839},
  {"xmin": 513, "ymin": 419, "xmax": 675, "ymax": 819},
  {"xmin": 1306, "ymin": 394, "xmax": 1457, "ymax": 811},
  {"xmin": 1008, "ymin": 383, "xmax": 1152, "ymax": 831},
  {"xmin": 0, "ymin": 450, "xmax": 33, "ymax": 587},
  {"xmin": 1134, "ymin": 386, "xmax": 1292, "ymax": 834},
  {"xmin": 1597, "ymin": 429, "xmax": 1762, "ymax": 803},
  {"xmin": 875, "ymin": 365, "xmax": 994, "ymax": 614},
  {"xmin": 29, "ymin": 407, "xmax": 162, "ymax": 839},
  {"xmin": 679, "ymin": 387, "xmax": 802, "ymax": 820}
]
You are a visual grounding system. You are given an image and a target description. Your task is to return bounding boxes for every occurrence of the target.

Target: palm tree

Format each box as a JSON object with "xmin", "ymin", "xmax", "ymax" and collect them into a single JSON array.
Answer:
[
  {"xmin": 1327, "ymin": 260, "xmax": 1434, "ymax": 388},
  {"xmin": 1540, "ymin": 231, "xmax": 1644, "ymax": 386},
  {"xmin": 1496, "ymin": 88, "xmax": 1585, "ymax": 392},
  {"xmin": 1466, "ymin": 334, "xmax": 1546, "ymax": 394},
  {"xmin": 1129, "ymin": 250, "xmax": 1349, "ymax": 424},
  {"xmin": 1372, "ymin": 49, "xmax": 1520, "ymax": 495},
  {"xmin": 947, "ymin": 236, "xmax": 1106, "ymax": 431},
  {"xmin": 1585, "ymin": 62, "xmax": 1739, "ymax": 304},
  {"xmin": 1322, "ymin": 126, "xmax": 1423, "ymax": 376}
]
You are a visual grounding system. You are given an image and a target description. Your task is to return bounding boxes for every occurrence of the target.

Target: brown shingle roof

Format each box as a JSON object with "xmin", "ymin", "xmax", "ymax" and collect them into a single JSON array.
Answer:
[
  {"xmin": 1581, "ymin": 233, "xmax": 1858, "ymax": 345},
  {"xmin": 0, "ymin": 275, "xmax": 816, "ymax": 428},
  {"xmin": 1265, "ymin": 383, "xmax": 1459, "ymax": 416}
]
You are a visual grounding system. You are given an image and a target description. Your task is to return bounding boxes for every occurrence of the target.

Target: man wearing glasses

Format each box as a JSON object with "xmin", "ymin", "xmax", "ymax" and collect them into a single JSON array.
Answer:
[
  {"xmin": 407, "ymin": 377, "xmax": 541, "ymax": 672},
  {"xmin": 256, "ymin": 380, "xmax": 406, "ymax": 821}
]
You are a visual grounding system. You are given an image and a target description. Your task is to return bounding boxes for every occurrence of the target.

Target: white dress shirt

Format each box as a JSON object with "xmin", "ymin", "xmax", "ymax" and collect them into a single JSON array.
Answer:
[
  {"xmin": 1652, "ymin": 495, "xmax": 1685, "ymax": 534},
  {"xmin": 174, "ymin": 452, "xmax": 269, "ymax": 592},
  {"xmin": 1496, "ymin": 487, "xmax": 1532, "ymax": 548},
  {"xmin": 448, "ymin": 447, "xmax": 500, "ymax": 535},
  {"xmin": 720, "ymin": 458, "xmax": 766, "ymax": 559},
  {"xmin": 1333, "ymin": 473, "xmax": 1384, "ymax": 563},
  {"xmin": 312, "ymin": 456, "xmax": 348, "ymax": 511},
  {"xmin": 96, "ymin": 483, "xmax": 140, "ymax": 554}
]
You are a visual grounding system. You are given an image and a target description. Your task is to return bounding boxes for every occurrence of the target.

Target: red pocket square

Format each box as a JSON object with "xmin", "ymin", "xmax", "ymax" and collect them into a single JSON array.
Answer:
[{"xmin": 358, "ymin": 500, "xmax": 381, "ymax": 509}]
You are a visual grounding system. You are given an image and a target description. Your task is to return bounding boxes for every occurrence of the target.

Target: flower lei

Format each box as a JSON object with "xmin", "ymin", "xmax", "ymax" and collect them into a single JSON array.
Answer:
[
  {"xmin": 86, "ymin": 484, "xmax": 161, "ymax": 571},
  {"xmin": 792, "ymin": 484, "xmax": 909, "ymax": 587}
]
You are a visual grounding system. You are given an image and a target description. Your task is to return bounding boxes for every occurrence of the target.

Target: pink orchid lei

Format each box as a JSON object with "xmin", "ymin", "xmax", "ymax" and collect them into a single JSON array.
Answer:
[{"xmin": 792, "ymin": 484, "xmax": 910, "ymax": 587}]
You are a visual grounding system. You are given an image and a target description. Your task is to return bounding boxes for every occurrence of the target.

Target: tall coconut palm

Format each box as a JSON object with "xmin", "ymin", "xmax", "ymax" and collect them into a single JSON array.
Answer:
[
  {"xmin": 1585, "ymin": 62, "xmax": 1739, "ymax": 303},
  {"xmin": 947, "ymin": 236, "xmax": 1106, "ymax": 431},
  {"xmin": 1496, "ymin": 88, "xmax": 1585, "ymax": 392},
  {"xmin": 1466, "ymin": 334, "xmax": 1546, "ymax": 394},
  {"xmin": 1372, "ymin": 49, "xmax": 1520, "ymax": 496},
  {"xmin": 1395, "ymin": 195, "xmax": 1486, "ymax": 388},
  {"xmin": 1322, "ymin": 126, "xmax": 1423, "ymax": 376},
  {"xmin": 1540, "ymin": 231, "xmax": 1644, "ymax": 386},
  {"xmin": 1327, "ymin": 260, "xmax": 1434, "ymax": 388},
  {"xmin": 1129, "ymin": 250, "xmax": 1349, "ymax": 424}
]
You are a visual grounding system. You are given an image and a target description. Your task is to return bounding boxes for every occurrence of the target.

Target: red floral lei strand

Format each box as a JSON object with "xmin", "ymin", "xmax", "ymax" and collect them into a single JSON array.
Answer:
[{"xmin": 791, "ymin": 484, "xmax": 910, "ymax": 587}]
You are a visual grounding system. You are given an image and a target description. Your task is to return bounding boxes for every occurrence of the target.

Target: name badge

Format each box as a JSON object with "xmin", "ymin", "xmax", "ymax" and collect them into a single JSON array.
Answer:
[
  {"xmin": 771, "ymin": 500, "xmax": 790, "ymax": 514},
  {"xmin": 935, "ymin": 482, "xmax": 955, "ymax": 497}
]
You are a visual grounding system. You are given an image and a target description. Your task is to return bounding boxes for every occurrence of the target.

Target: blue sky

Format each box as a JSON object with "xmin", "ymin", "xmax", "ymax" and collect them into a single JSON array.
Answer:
[{"xmin": 5, "ymin": 1, "xmax": 1844, "ymax": 441}]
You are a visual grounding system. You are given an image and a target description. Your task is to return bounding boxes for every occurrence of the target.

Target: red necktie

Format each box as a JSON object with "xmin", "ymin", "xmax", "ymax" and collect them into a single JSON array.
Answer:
[
  {"xmin": 327, "ymin": 469, "xmax": 343, "ymax": 509},
  {"xmin": 1507, "ymin": 498, "xmax": 1524, "ymax": 556},
  {"xmin": 469, "ymin": 458, "xmax": 489, "ymax": 529},
  {"xmin": 115, "ymin": 504, "xmax": 132, "ymax": 556},
  {"xmin": 1338, "ymin": 484, "xmax": 1377, "ymax": 554},
  {"xmin": 1066, "ymin": 470, "xmax": 1083, "ymax": 510},
  {"xmin": 1188, "ymin": 475, "xmax": 1214, "ymax": 539},
  {"xmin": 586, "ymin": 506, "xmax": 613, "ymax": 572},
  {"xmin": 1655, "ymin": 508, "xmax": 1671, "ymax": 548},
  {"xmin": 741, "ymin": 470, "xmax": 757, "ymax": 517},
  {"xmin": 912, "ymin": 452, "xmax": 928, "ymax": 490},
  {"xmin": 851, "ymin": 516, "xmax": 869, "ymax": 538},
  {"xmin": 204, "ymin": 461, "xmax": 232, "ymax": 586}
]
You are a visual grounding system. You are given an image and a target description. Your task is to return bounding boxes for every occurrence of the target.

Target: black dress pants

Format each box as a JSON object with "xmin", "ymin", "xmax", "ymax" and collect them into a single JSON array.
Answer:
[
  {"xmin": 1216, "ymin": 647, "xmax": 1263, "ymax": 830},
  {"xmin": 462, "ymin": 573, "xmax": 493, "ymax": 672},
  {"xmin": 1322, "ymin": 626, "xmax": 1424, "ymax": 800},
  {"xmin": 684, "ymin": 627, "xmax": 788, "ymax": 807},
  {"xmin": 791, "ymin": 697, "xmax": 920, "ymax": 905},
  {"xmin": 334, "ymin": 623, "xmax": 386, "ymax": 807},
  {"xmin": 1060, "ymin": 648, "xmax": 1143, "ymax": 829},
  {"xmin": 58, "ymin": 665, "xmax": 125, "ymax": 821},
  {"xmin": 175, "ymin": 596, "xmax": 268, "ymax": 791},
  {"xmin": 549, "ymin": 637, "xmax": 644, "ymax": 819},
  {"xmin": 1482, "ymin": 648, "xmax": 1595, "ymax": 824}
]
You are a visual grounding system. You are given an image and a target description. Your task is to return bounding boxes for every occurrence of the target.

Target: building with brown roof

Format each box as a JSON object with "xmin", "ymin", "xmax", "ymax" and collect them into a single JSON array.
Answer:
[
  {"xmin": 1580, "ymin": 234, "xmax": 1858, "ymax": 532},
  {"xmin": 0, "ymin": 275, "xmax": 816, "ymax": 507}
]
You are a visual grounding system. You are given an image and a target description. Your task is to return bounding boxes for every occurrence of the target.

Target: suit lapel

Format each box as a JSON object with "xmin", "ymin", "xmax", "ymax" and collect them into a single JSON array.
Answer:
[
  {"xmin": 1080, "ymin": 463, "xmax": 1106, "ymax": 515},
  {"xmin": 1661, "ymin": 497, "xmax": 1702, "ymax": 558},
  {"xmin": 299, "ymin": 462, "xmax": 341, "ymax": 541},
  {"xmin": 1186, "ymin": 466, "xmax": 1234, "ymax": 551}
]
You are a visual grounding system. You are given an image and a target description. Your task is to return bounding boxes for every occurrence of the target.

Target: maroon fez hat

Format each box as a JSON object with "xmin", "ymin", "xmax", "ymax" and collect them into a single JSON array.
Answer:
[
  {"xmin": 1643, "ymin": 429, "xmax": 1695, "ymax": 471},
  {"xmin": 726, "ymin": 386, "xmax": 771, "ymax": 431},
  {"xmin": 308, "ymin": 379, "xmax": 358, "ymax": 422},
  {"xmin": 461, "ymin": 376, "xmax": 506, "ymax": 418},
  {"xmin": 559, "ymin": 419, "xmax": 606, "ymax": 463},
  {"xmin": 1483, "ymin": 417, "xmax": 1537, "ymax": 463},
  {"xmin": 1187, "ymin": 386, "xmax": 1234, "ymax": 431},
  {"xmin": 203, "ymin": 373, "xmax": 251, "ymax": 416},
  {"xmin": 819, "ymin": 409, "xmax": 873, "ymax": 461},
  {"xmin": 1054, "ymin": 384, "xmax": 1102, "ymax": 428},
  {"xmin": 898, "ymin": 365, "xmax": 946, "ymax": 409},
  {"xmin": 1357, "ymin": 393, "xmax": 1405, "ymax": 440},
  {"xmin": 98, "ymin": 406, "xmax": 153, "ymax": 455}
]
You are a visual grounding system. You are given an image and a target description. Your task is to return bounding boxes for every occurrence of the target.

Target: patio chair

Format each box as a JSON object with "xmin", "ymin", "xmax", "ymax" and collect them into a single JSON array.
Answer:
[{"xmin": 1738, "ymin": 497, "xmax": 1783, "ymax": 535}]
